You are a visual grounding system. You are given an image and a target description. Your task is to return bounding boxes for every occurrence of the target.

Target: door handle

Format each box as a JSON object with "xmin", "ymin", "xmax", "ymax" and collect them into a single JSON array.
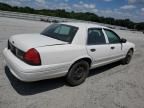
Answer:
[
  {"xmin": 111, "ymin": 46, "xmax": 115, "ymax": 50},
  {"xmin": 90, "ymin": 49, "xmax": 96, "ymax": 52}
]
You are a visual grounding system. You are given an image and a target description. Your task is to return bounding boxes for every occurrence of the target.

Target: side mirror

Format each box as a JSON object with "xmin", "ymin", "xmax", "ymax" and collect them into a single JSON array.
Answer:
[{"xmin": 120, "ymin": 38, "xmax": 127, "ymax": 43}]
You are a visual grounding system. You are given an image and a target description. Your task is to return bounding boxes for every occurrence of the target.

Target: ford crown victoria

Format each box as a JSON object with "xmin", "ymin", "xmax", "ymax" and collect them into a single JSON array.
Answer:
[{"xmin": 3, "ymin": 22, "xmax": 135, "ymax": 86}]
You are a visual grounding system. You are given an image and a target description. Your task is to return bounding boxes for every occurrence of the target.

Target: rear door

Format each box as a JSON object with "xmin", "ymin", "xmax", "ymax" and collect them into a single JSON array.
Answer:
[
  {"xmin": 103, "ymin": 29, "xmax": 124, "ymax": 61},
  {"xmin": 86, "ymin": 28, "xmax": 111, "ymax": 68}
]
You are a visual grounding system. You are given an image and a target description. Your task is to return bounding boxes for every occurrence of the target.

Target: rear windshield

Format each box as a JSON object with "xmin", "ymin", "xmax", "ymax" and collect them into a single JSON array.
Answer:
[{"xmin": 41, "ymin": 24, "xmax": 78, "ymax": 43}]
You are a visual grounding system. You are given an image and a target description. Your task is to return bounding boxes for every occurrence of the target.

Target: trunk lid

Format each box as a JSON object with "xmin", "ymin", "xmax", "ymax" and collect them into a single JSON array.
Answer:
[{"xmin": 9, "ymin": 33, "xmax": 67, "ymax": 51}]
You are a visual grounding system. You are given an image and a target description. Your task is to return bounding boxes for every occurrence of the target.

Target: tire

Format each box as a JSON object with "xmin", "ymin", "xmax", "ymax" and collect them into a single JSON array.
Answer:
[
  {"xmin": 121, "ymin": 49, "xmax": 133, "ymax": 65},
  {"xmin": 66, "ymin": 60, "xmax": 89, "ymax": 86}
]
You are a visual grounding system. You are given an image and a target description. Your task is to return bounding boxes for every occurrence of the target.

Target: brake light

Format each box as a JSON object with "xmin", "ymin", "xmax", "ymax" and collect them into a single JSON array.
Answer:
[{"xmin": 23, "ymin": 48, "xmax": 41, "ymax": 65}]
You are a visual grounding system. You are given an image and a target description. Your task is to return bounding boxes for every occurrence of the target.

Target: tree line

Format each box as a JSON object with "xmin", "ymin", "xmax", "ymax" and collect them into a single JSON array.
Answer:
[{"xmin": 0, "ymin": 2, "xmax": 144, "ymax": 31}]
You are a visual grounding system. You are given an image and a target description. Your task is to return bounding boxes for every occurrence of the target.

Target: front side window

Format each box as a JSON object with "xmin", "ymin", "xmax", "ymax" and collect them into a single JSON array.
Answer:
[
  {"xmin": 87, "ymin": 28, "xmax": 106, "ymax": 45},
  {"xmin": 104, "ymin": 29, "xmax": 120, "ymax": 44},
  {"xmin": 41, "ymin": 24, "xmax": 78, "ymax": 43}
]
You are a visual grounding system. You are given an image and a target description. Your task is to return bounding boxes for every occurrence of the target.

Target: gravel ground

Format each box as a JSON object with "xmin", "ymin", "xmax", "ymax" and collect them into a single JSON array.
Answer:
[{"xmin": 0, "ymin": 17, "xmax": 144, "ymax": 108}]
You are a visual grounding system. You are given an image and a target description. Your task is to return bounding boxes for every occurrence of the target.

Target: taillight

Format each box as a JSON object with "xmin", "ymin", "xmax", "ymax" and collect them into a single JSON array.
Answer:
[{"xmin": 23, "ymin": 48, "xmax": 41, "ymax": 66}]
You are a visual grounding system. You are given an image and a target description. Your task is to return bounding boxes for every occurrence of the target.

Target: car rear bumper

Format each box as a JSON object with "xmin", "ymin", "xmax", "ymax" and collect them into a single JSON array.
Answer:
[{"xmin": 3, "ymin": 48, "xmax": 68, "ymax": 82}]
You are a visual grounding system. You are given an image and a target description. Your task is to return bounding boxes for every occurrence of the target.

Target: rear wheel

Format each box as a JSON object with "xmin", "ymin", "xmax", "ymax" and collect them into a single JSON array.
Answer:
[
  {"xmin": 122, "ymin": 49, "xmax": 133, "ymax": 65},
  {"xmin": 66, "ymin": 61, "xmax": 89, "ymax": 86}
]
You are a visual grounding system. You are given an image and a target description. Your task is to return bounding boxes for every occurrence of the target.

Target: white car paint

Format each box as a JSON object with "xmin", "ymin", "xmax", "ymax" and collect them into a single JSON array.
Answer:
[
  {"xmin": 9, "ymin": 33, "xmax": 68, "ymax": 52},
  {"xmin": 3, "ymin": 22, "xmax": 135, "ymax": 82}
]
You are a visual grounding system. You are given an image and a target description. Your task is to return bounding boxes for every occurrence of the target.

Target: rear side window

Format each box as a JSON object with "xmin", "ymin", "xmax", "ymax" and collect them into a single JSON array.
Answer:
[
  {"xmin": 104, "ymin": 29, "xmax": 120, "ymax": 44},
  {"xmin": 87, "ymin": 28, "xmax": 106, "ymax": 45}
]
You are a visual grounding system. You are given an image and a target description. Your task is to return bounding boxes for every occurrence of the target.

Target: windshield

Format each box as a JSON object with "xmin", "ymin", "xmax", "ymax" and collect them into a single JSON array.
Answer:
[{"xmin": 41, "ymin": 24, "xmax": 78, "ymax": 43}]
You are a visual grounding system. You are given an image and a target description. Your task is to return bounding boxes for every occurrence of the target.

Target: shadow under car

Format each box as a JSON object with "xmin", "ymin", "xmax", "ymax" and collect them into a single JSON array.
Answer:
[{"xmin": 5, "ymin": 61, "xmax": 121, "ymax": 96}]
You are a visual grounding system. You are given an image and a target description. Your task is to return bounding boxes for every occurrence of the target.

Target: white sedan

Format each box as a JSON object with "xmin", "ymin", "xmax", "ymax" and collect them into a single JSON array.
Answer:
[{"xmin": 3, "ymin": 22, "xmax": 135, "ymax": 86}]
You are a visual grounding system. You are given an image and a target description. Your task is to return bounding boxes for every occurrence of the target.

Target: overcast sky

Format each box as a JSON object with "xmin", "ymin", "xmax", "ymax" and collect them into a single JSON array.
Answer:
[{"xmin": 0, "ymin": 0, "xmax": 144, "ymax": 22}]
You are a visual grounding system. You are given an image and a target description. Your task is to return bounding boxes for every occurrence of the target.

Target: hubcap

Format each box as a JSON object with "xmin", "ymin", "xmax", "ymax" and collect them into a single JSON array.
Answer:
[{"xmin": 72, "ymin": 65, "xmax": 85, "ymax": 80}]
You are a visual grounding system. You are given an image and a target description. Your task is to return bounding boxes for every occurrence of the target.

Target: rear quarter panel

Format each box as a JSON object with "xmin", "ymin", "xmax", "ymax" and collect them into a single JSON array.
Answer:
[{"xmin": 36, "ymin": 44, "xmax": 91, "ymax": 67}]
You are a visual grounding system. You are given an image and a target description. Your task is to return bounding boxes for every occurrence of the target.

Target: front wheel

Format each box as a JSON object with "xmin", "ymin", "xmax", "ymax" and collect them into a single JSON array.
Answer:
[
  {"xmin": 66, "ymin": 61, "xmax": 89, "ymax": 86},
  {"xmin": 121, "ymin": 49, "xmax": 133, "ymax": 65}
]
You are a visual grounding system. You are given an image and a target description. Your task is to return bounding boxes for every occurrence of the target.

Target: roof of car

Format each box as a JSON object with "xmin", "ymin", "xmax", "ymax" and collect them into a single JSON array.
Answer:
[{"xmin": 60, "ymin": 22, "xmax": 109, "ymax": 29}]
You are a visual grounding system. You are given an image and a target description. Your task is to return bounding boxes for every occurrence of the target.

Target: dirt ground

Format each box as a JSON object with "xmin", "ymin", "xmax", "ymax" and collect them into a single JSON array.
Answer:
[{"xmin": 0, "ymin": 17, "xmax": 144, "ymax": 108}]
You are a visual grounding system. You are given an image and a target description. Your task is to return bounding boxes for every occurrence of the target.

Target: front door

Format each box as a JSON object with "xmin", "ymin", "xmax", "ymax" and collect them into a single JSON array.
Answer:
[{"xmin": 103, "ymin": 29, "xmax": 124, "ymax": 61}]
